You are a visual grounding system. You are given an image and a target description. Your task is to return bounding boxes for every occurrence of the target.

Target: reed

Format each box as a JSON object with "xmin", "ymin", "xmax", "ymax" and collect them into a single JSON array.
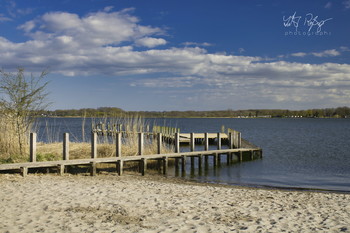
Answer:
[
  {"xmin": 0, "ymin": 114, "xmax": 30, "ymax": 163},
  {"xmin": 35, "ymin": 115, "xmax": 173, "ymax": 161}
]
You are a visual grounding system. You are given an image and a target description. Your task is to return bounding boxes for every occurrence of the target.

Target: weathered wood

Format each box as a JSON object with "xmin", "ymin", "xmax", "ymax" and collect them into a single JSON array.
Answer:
[
  {"xmin": 198, "ymin": 155, "xmax": 202, "ymax": 170},
  {"xmin": 175, "ymin": 132, "xmax": 180, "ymax": 153},
  {"xmin": 217, "ymin": 133, "xmax": 222, "ymax": 150},
  {"xmin": 204, "ymin": 133, "xmax": 209, "ymax": 151},
  {"xmin": 90, "ymin": 162, "xmax": 97, "ymax": 176},
  {"xmin": 162, "ymin": 156, "xmax": 168, "ymax": 175},
  {"xmin": 181, "ymin": 155, "xmax": 186, "ymax": 173},
  {"xmin": 21, "ymin": 167, "xmax": 28, "ymax": 177},
  {"xmin": 213, "ymin": 153, "xmax": 218, "ymax": 166},
  {"xmin": 239, "ymin": 151, "xmax": 243, "ymax": 162},
  {"xmin": 63, "ymin": 133, "xmax": 69, "ymax": 160},
  {"xmin": 57, "ymin": 164, "xmax": 65, "ymax": 176},
  {"xmin": 190, "ymin": 133, "xmax": 195, "ymax": 151},
  {"xmin": 229, "ymin": 133, "xmax": 234, "ymax": 149},
  {"xmin": 117, "ymin": 160, "xmax": 123, "ymax": 176},
  {"xmin": 30, "ymin": 133, "xmax": 37, "ymax": 162},
  {"xmin": 141, "ymin": 158, "xmax": 147, "ymax": 176},
  {"xmin": 138, "ymin": 132, "xmax": 144, "ymax": 156},
  {"xmin": 157, "ymin": 133, "xmax": 162, "ymax": 154},
  {"xmin": 116, "ymin": 133, "xmax": 121, "ymax": 157},
  {"xmin": 91, "ymin": 132, "xmax": 97, "ymax": 159},
  {"xmin": 0, "ymin": 147, "xmax": 262, "ymax": 176}
]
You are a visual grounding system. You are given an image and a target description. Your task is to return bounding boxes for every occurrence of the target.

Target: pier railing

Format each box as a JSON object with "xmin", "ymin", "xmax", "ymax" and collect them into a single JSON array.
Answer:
[{"xmin": 0, "ymin": 130, "xmax": 262, "ymax": 177}]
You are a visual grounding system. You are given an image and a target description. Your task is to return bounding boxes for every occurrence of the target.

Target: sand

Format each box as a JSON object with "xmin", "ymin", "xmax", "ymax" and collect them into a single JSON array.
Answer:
[{"xmin": 0, "ymin": 173, "xmax": 349, "ymax": 233}]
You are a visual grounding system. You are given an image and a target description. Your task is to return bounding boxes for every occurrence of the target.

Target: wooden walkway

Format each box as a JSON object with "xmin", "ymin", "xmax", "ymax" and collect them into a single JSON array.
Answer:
[
  {"xmin": 0, "ymin": 129, "xmax": 261, "ymax": 177},
  {"xmin": 0, "ymin": 148, "xmax": 262, "ymax": 177}
]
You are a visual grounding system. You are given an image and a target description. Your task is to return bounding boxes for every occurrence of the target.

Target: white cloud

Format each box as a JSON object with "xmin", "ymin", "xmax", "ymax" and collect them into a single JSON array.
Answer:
[
  {"xmin": 0, "ymin": 13, "xmax": 11, "ymax": 22},
  {"xmin": 291, "ymin": 52, "xmax": 307, "ymax": 57},
  {"xmin": 182, "ymin": 42, "xmax": 213, "ymax": 47},
  {"xmin": 135, "ymin": 37, "xmax": 167, "ymax": 48},
  {"xmin": 291, "ymin": 49, "xmax": 341, "ymax": 58},
  {"xmin": 1, "ymin": 8, "xmax": 350, "ymax": 109},
  {"xmin": 312, "ymin": 49, "xmax": 340, "ymax": 57}
]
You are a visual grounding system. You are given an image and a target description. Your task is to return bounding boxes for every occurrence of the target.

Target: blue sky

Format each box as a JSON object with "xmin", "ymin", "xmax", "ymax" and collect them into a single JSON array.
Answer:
[{"xmin": 0, "ymin": 0, "xmax": 349, "ymax": 111}]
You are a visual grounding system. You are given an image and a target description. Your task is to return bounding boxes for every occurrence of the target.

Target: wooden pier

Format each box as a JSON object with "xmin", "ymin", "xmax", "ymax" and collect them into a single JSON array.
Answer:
[{"xmin": 0, "ymin": 129, "xmax": 262, "ymax": 177}]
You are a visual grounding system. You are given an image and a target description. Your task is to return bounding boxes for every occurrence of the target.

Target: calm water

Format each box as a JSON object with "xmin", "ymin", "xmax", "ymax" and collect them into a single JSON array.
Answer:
[{"xmin": 36, "ymin": 117, "xmax": 350, "ymax": 192}]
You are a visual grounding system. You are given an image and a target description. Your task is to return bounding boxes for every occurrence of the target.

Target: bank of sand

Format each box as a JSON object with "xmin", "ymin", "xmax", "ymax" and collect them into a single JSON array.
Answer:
[{"xmin": 0, "ymin": 174, "xmax": 349, "ymax": 233}]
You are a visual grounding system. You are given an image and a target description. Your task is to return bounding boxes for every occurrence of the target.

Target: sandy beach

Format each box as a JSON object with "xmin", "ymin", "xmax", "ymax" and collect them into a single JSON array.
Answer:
[{"xmin": 0, "ymin": 173, "xmax": 349, "ymax": 233}]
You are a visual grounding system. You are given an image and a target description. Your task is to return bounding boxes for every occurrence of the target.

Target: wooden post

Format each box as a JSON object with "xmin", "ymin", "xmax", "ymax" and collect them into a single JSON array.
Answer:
[
  {"xmin": 162, "ymin": 156, "xmax": 168, "ymax": 175},
  {"xmin": 190, "ymin": 133, "xmax": 195, "ymax": 151},
  {"xmin": 198, "ymin": 154, "xmax": 202, "ymax": 170},
  {"xmin": 141, "ymin": 158, "xmax": 147, "ymax": 176},
  {"xmin": 157, "ymin": 133, "xmax": 162, "ymax": 154},
  {"xmin": 91, "ymin": 132, "xmax": 97, "ymax": 159},
  {"xmin": 217, "ymin": 133, "xmax": 221, "ymax": 150},
  {"xmin": 21, "ymin": 167, "xmax": 28, "ymax": 177},
  {"xmin": 138, "ymin": 133, "xmax": 144, "ymax": 156},
  {"xmin": 30, "ymin": 133, "xmax": 36, "ymax": 162},
  {"xmin": 229, "ymin": 133, "xmax": 234, "ymax": 149},
  {"xmin": 117, "ymin": 160, "xmax": 123, "ymax": 176},
  {"xmin": 239, "ymin": 151, "xmax": 243, "ymax": 162},
  {"xmin": 63, "ymin": 133, "xmax": 69, "ymax": 160},
  {"xmin": 213, "ymin": 153, "xmax": 218, "ymax": 166},
  {"xmin": 90, "ymin": 162, "xmax": 97, "ymax": 176},
  {"xmin": 204, "ymin": 133, "xmax": 209, "ymax": 151},
  {"xmin": 175, "ymin": 132, "xmax": 180, "ymax": 153},
  {"xmin": 57, "ymin": 164, "xmax": 65, "ymax": 176},
  {"xmin": 238, "ymin": 132, "xmax": 242, "ymax": 148},
  {"xmin": 251, "ymin": 150, "xmax": 254, "ymax": 160},
  {"xmin": 116, "ymin": 133, "xmax": 121, "ymax": 157},
  {"xmin": 181, "ymin": 155, "xmax": 186, "ymax": 174}
]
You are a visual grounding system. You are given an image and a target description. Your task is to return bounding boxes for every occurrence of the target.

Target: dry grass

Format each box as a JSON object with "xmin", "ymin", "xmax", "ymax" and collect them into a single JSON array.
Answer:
[
  {"xmin": 0, "ymin": 114, "xmax": 30, "ymax": 163},
  {"xmin": 0, "ymin": 115, "xmax": 174, "ymax": 164},
  {"xmin": 36, "ymin": 139, "xmax": 174, "ymax": 162}
]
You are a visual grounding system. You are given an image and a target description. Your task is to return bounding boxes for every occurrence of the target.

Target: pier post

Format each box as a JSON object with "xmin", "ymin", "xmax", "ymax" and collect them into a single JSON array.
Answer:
[
  {"xmin": 162, "ymin": 156, "xmax": 168, "ymax": 175},
  {"xmin": 141, "ymin": 158, "xmax": 147, "ymax": 176},
  {"xmin": 21, "ymin": 167, "xmax": 28, "ymax": 177},
  {"xmin": 204, "ymin": 133, "xmax": 209, "ymax": 151},
  {"xmin": 90, "ymin": 162, "xmax": 97, "ymax": 176},
  {"xmin": 175, "ymin": 132, "xmax": 180, "ymax": 153},
  {"xmin": 91, "ymin": 132, "xmax": 97, "ymax": 159},
  {"xmin": 229, "ymin": 133, "xmax": 234, "ymax": 149},
  {"xmin": 213, "ymin": 153, "xmax": 218, "ymax": 166},
  {"xmin": 217, "ymin": 133, "xmax": 221, "ymax": 150},
  {"xmin": 239, "ymin": 151, "xmax": 243, "ymax": 162},
  {"xmin": 57, "ymin": 164, "xmax": 65, "ymax": 176},
  {"xmin": 138, "ymin": 133, "xmax": 144, "ymax": 155},
  {"xmin": 63, "ymin": 133, "xmax": 69, "ymax": 160},
  {"xmin": 30, "ymin": 133, "xmax": 37, "ymax": 162},
  {"xmin": 204, "ymin": 133, "xmax": 209, "ymax": 164},
  {"xmin": 198, "ymin": 154, "xmax": 202, "ymax": 170},
  {"xmin": 181, "ymin": 155, "xmax": 186, "ymax": 175},
  {"xmin": 117, "ymin": 160, "xmax": 123, "ymax": 176},
  {"xmin": 190, "ymin": 133, "xmax": 195, "ymax": 167},
  {"xmin": 116, "ymin": 133, "xmax": 122, "ymax": 157},
  {"xmin": 190, "ymin": 133, "xmax": 195, "ymax": 151},
  {"xmin": 157, "ymin": 133, "xmax": 162, "ymax": 154}
]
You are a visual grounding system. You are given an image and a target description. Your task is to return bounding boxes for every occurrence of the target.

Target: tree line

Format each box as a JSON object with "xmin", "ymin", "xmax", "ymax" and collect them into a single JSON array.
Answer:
[{"xmin": 42, "ymin": 106, "xmax": 350, "ymax": 118}]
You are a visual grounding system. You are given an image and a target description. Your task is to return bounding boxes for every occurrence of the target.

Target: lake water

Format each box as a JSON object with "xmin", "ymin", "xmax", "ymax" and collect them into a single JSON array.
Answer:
[{"xmin": 36, "ymin": 117, "xmax": 350, "ymax": 192}]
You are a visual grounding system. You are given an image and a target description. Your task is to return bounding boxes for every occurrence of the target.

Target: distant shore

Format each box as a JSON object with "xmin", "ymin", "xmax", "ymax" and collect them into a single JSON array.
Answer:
[{"xmin": 1, "ymin": 174, "xmax": 349, "ymax": 232}]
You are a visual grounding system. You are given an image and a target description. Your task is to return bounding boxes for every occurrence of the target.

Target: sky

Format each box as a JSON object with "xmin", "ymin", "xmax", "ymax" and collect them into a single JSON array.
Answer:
[{"xmin": 0, "ymin": 0, "xmax": 349, "ymax": 111}]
